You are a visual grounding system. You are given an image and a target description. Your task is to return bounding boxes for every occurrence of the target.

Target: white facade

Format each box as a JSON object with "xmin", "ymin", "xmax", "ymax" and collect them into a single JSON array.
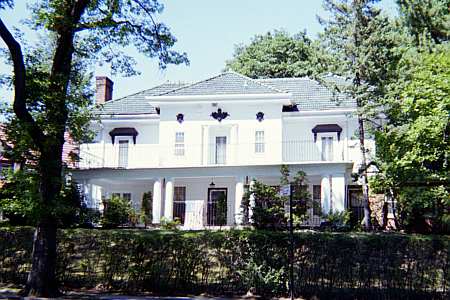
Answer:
[{"xmin": 72, "ymin": 73, "xmax": 374, "ymax": 228}]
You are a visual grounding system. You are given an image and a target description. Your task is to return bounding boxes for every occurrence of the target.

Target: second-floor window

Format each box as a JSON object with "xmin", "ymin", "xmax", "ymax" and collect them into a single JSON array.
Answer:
[
  {"xmin": 118, "ymin": 140, "xmax": 129, "ymax": 168},
  {"xmin": 255, "ymin": 130, "xmax": 265, "ymax": 153},
  {"xmin": 174, "ymin": 132, "xmax": 185, "ymax": 156},
  {"xmin": 321, "ymin": 137, "xmax": 333, "ymax": 161}
]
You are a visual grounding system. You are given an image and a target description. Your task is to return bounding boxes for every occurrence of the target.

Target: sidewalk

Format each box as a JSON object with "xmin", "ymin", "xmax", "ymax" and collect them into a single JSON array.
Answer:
[{"xmin": 0, "ymin": 288, "xmax": 263, "ymax": 300}]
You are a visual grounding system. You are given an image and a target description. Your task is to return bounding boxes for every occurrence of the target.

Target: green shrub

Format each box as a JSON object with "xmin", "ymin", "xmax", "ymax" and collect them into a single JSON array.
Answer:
[
  {"xmin": 101, "ymin": 196, "xmax": 132, "ymax": 228},
  {"xmin": 243, "ymin": 165, "xmax": 312, "ymax": 229},
  {"xmin": 0, "ymin": 228, "xmax": 448, "ymax": 298},
  {"xmin": 140, "ymin": 191, "xmax": 152, "ymax": 226},
  {"xmin": 160, "ymin": 217, "xmax": 181, "ymax": 230}
]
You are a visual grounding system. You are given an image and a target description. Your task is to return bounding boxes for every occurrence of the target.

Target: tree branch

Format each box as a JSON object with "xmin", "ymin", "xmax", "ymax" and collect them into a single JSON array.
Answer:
[{"xmin": 0, "ymin": 17, "xmax": 45, "ymax": 148}]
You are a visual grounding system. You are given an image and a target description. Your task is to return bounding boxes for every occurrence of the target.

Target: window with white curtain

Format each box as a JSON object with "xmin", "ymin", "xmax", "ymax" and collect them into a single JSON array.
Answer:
[
  {"xmin": 118, "ymin": 140, "xmax": 129, "ymax": 168},
  {"xmin": 321, "ymin": 137, "xmax": 333, "ymax": 161},
  {"xmin": 255, "ymin": 130, "xmax": 265, "ymax": 153}
]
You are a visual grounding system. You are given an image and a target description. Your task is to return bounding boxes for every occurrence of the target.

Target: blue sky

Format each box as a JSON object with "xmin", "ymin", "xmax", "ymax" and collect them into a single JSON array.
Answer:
[{"xmin": 0, "ymin": 0, "xmax": 397, "ymax": 101}]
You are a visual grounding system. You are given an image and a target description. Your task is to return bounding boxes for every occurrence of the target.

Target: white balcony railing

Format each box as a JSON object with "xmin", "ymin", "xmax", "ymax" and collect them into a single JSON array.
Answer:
[{"xmin": 75, "ymin": 140, "xmax": 345, "ymax": 169}]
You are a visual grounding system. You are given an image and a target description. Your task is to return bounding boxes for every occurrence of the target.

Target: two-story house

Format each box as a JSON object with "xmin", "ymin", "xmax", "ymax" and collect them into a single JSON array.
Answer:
[{"xmin": 72, "ymin": 72, "xmax": 372, "ymax": 228}]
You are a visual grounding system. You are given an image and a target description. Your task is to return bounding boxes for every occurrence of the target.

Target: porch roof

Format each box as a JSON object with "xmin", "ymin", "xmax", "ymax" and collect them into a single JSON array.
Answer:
[{"xmin": 71, "ymin": 162, "xmax": 354, "ymax": 181}]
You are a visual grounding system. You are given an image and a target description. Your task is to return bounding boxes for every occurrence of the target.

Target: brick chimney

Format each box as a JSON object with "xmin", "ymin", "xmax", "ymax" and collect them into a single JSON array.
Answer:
[{"xmin": 96, "ymin": 76, "xmax": 114, "ymax": 104}]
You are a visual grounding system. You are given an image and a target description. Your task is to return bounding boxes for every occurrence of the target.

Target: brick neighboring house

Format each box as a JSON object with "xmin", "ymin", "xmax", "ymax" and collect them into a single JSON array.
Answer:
[{"xmin": 0, "ymin": 124, "xmax": 79, "ymax": 184}]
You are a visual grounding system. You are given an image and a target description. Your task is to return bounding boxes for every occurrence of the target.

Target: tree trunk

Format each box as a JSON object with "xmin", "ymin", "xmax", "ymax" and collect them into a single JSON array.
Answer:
[
  {"xmin": 25, "ymin": 220, "xmax": 59, "ymax": 297},
  {"xmin": 357, "ymin": 114, "xmax": 372, "ymax": 230},
  {"xmin": 25, "ymin": 147, "xmax": 63, "ymax": 297}
]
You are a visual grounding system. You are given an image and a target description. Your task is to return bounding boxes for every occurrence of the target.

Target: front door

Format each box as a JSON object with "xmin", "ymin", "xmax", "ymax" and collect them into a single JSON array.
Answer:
[{"xmin": 207, "ymin": 188, "xmax": 227, "ymax": 226}]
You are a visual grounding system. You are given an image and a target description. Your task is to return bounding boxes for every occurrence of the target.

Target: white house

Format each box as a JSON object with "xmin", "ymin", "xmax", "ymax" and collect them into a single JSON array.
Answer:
[{"xmin": 72, "ymin": 72, "xmax": 372, "ymax": 228}]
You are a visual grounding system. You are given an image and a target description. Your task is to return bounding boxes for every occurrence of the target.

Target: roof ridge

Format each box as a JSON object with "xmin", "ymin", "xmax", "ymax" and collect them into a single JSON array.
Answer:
[
  {"xmin": 157, "ymin": 73, "xmax": 227, "ymax": 96},
  {"xmin": 256, "ymin": 77, "xmax": 314, "ymax": 82},
  {"xmin": 226, "ymin": 71, "xmax": 288, "ymax": 94},
  {"xmin": 103, "ymin": 82, "xmax": 186, "ymax": 105}
]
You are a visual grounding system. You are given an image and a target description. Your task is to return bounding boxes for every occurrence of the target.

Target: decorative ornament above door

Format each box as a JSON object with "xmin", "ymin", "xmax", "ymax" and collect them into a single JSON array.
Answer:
[{"xmin": 210, "ymin": 108, "xmax": 229, "ymax": 122}]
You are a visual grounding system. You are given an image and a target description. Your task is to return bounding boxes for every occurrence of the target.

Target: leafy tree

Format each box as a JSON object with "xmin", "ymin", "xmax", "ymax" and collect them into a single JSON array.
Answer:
[
  {"xmin": 0, "ymin": 0, "xmax": 187, "ymax": 296},
  {"xmin": 396, "ymin": 0, "xmax": 450, "ymax": 45},
  {"xmin": 0, "ymin": 169, "xmax": 98, "ymax": 228},
  {"xmin": 373, "ymin": 46, "xmax": 450, "ymax": 233},
  {"xmin": 225, "ymin": 30, "xmax": 342, "ymax": 78},
  {"xmin": 319, "ymin": 0, "xmax": 404, "ymax": 230}
]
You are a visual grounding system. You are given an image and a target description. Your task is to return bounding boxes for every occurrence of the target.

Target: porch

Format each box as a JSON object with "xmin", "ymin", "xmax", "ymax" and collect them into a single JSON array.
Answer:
[{"xmin": 73, "ymin": 163, "xmax": 353, "ymax": 229}]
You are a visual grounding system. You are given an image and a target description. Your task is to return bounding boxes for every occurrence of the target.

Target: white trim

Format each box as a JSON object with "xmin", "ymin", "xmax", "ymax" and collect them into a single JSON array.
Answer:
[
  {"xmin": 283, "ymin": 109, "xmax": 356, "ymax": 118},
  {"xmin": 100, "ymin": 116, "xmax": 160, "ymax": 123},
  {"xmin": 146, "ymin": 93, "xmax": 293, "ymax": 105}
]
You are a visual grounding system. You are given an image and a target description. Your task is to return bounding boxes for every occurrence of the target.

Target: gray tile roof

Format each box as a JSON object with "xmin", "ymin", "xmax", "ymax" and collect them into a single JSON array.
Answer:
[
  {"xmin": 96, "ymin": 73, "xmax": 356, "ymax": 116},
  {"xmin": 159, "ymin": 71, "xmax": 286, "ymax": 96},
  {"xmin": 97, "ymin": 82, "xmax": 187, "ymax": 115},
  {"xmin": 256, "ymin": 76, "xmax": 356, "ymax": 111}
]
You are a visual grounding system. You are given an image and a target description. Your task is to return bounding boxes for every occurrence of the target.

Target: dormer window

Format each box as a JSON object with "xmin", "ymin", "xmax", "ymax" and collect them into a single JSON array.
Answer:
[
  {"xmin": 311, "ymin": 124, "xmax": 342, "ymax": 142},
  {"xmin": 109, "ymin": 127, "xmax": 138, "ymax": 144}
]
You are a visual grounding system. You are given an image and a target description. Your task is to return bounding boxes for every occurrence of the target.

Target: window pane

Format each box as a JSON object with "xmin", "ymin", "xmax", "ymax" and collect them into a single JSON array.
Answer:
[
  {"xmin": 174, "ymin": 186, "xmax": 186, "ymax": 202},
  {"xmin": 123, "ymin": 193, "xmax": 131, "ymax": 202},
  {"xmin": 255, "ymin": 131, "xmax": 265, "ymax": 153},
  {"xmin": 174, "ymin": 144, "xmax": 185, "ymax": 156},
  {"xmin": 215, "ymin": 136, "xmax": 227, "ymax": 164},
  {"xmin": 313, "ymin": 185, "xmax": 321, "ymax": 215},
  {"xmin": 175, "ymin": 132, "xmax": 184, "ymax": 143},
  {"xmin": 174, "ymin": 132, "xmax": 185, "ymax": 156},
  {"xmin": 118, "ymin": 140, "xmax": 129, "ymax": 168},
  {"xmin": 173, "ymin": 186, "xmax": 186, "ymax": 224},
  {"xmin": 112, "ymin": 193, "xmax": 121, "ymax": 199},
  {"xmin": 321, "ymin": 137, "xmax": 333, "ymax": 161}
]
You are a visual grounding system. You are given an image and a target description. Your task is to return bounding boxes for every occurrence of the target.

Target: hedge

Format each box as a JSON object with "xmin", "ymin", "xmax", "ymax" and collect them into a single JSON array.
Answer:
[{"xmin": 0, "ymin": 227, "xmax": 449, "ymax": 298}]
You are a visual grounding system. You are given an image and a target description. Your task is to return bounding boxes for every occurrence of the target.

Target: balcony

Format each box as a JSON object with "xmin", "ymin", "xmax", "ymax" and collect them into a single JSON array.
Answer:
[{"xmin": 76, "ymin": 140, "xmax": 345, "ymax": 170}]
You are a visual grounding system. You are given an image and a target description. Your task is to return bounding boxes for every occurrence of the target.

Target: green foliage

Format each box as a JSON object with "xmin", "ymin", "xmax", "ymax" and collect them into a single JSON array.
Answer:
[
  {"xmin": 140, "ymin": 191, "xmax": 152, "ymax": 226},
  {"xmin": 244, "ymin": 166, "xmax": 311, "ymax": 229},
  {"xmin": 160, "ymin": 217, "xmax": 181, "ymax": 231},
  {"xmin": 323, "ymin": 210, "xmax": 352, "ymax": 231},
  {"xmin": 225, "ymin": 30, "xmax": 342, "ymax": 78},
  {"xmin": 375, "ymin": 46, "xmax": 450, "ymax": 233},
  {"xmin": 0, "ymin": 170, "xmax": 96, "ymax": 228},
  {"xmin": 319, "ymin": 0, "xmax": 406, "ymax": 110},
  {"xmin": 101, "ymin": 195, "xmax": 132, "ymax": 228},
  {"xmin": 0, "ymin": 170, "xmax": 39, "ymax": 225},
  {"xmin": 397, "ymin": 0, "xmax": 450, "ymax": 45},
  {"xmin": 0, "ymin": 227, "xmax": 448, "ymax": 298},
  {"xmin": 215, "ymin": 192, "xmax": 227, "ymax": 227}
]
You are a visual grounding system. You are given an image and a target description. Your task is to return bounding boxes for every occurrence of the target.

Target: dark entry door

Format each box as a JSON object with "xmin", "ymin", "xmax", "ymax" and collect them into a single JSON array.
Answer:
[{"xmin": 207, "ymin": 188, "xmax": 227, "ymax": 226}]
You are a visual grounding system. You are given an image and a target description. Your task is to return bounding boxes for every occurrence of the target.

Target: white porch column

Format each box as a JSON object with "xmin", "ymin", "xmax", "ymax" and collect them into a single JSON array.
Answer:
[
  {"xmin": 234, "ymin": 177, "xmax": 244, "ymax": 225},
  {"xmin": 152, "ymin": 178, "xmax": 163, "ymax": 224},
  {"xmin": 321, "ymin": 175, "xmax": 331, "ymax": 214},
  {"xmin": 248, "ymin": 179, "xmax": 256, "ymax": 223},
  {"xmin": 164, "ymin": 178, "xmax": 174, "ymax": 220},
  {"xmin": 332, "ymin": 174, "xmax": 346, "ymax": 212}
]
